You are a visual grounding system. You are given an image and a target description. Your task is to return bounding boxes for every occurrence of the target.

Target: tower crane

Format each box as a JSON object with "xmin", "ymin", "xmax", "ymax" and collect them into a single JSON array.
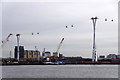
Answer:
[{"xmin": 1, "ymin": 33, "xmax": 13, "ymax": 47}]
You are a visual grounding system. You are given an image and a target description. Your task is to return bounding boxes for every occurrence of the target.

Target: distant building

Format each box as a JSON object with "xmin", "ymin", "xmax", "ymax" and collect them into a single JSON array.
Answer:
[
  {"xmin": 24, "ymin": 50, "xmax": 40, "ymax": 59},
  {"xmin": 42, "ymin": 52, "xmax": 44, "ymax": 57},
  {"xmin": 24, "ymin": 50, "xmax": 28, "ymax": 58},
  {"xmin": 107, "ymin": 54, "xmax": 117, "ymax": 59},
  {"xmin": 59, "ymin": 53, "xmax": 63, "ymax": 58},
  {"xmin": 116, "ymin": 55, "xmax": 120, "ymax": 59},
  {"xmin": 44, "ymin": 52, "xmax": 51, "ymax": 58},
  {"xmin": 14, "ymin": 46, "xmax": 24, "ymax": 59},
  {"xmin": 98, "ymin": 55, "xmax": 105, "ymax": 60},
  {"xmin": 53, "ymin": 52, "xmax": 58, "ymax": 57}
]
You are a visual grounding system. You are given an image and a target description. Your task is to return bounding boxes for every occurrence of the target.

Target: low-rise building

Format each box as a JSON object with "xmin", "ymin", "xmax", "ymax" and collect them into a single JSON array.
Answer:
[
  {"xmin": 59, "ymin": 53, "xmax": 64, "ymax": 58},
  {"xmin": 98, "ymin": 55, "xmax": 105, "ymax": 60},
  {"xmin": 116, "ymin": 55, "xmax": 120, "ymax": 59},
  {"xmin": 53, "ymin": 52, "xmax": 58, "ymax": 57},
  {"xmin": 24, "ymin": 50, "xmax": 40, "ymax": 59},
  {"xmin": 107, "ymin": 54, "xmax": 117, "ymax": 59},
  {"xmin": 43, "ymin": 51, "xmax": 51, "ymax": 58}
]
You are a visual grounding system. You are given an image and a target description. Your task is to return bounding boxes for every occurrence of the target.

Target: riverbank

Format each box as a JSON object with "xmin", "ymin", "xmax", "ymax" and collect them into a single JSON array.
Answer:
[{"xmin": 1, "ymin": 62, "xmax": 120, "ymax": 66}]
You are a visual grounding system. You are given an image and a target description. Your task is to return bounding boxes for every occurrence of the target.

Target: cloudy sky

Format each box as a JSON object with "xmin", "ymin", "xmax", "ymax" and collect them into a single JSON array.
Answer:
[{"xmin": 1, "ymin": 0, "xmax": 118, "ymax": 58}]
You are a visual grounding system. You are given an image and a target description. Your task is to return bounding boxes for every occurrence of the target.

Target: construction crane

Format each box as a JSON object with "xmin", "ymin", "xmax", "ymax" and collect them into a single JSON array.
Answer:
[
  {"xmin": 53, "ymin": 38, "xmax": 64, "ymax": 57},
  {"xmin": 56, "ymin": 38, "xmax": 64, "ymax": 53},
  {"xmin": 1, "ymin": 33, "xmax": 13, "ymax": 47}
]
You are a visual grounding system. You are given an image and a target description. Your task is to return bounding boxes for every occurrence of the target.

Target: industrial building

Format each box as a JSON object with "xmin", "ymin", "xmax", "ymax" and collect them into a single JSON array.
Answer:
[
  {"xmin": 43, "ymin": 51, "xmax": 51, "ymax": 58},
  {"xmin": 53, "ymin": 52, "xmax": 58, "ymax": 57},
  {"xmin": 59, "ymin": 53, "xmax": 64, "ymax": 58}
]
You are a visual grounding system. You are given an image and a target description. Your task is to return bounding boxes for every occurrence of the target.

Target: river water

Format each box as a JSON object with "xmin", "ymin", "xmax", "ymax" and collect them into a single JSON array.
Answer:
[{"xmin": 2, "ymin": 65, "xmax": 118, "ymax": 78}]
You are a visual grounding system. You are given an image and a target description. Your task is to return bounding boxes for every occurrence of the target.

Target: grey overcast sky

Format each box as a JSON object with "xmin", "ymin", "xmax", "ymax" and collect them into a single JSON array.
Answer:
[{"xmin": 1, "ymin": 0, "xmax": 118, "ymax": 58}]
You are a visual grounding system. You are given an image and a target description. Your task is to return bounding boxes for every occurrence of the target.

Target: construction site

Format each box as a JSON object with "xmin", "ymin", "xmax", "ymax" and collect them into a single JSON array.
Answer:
[
  {"xmin": 1, "ymin": 33, "xmax": 65, "ymax": 65},
  {"xmin": 1, "ymin": 18, "xmax": 120, "ymax": 65}
]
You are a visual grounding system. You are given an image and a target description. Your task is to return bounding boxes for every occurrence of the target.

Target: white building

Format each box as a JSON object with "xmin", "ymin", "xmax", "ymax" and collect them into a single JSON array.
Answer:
[
  {"xmin": 116, "ymin": 55, "xmax": 120, "ymax": 59},
  {"xmin": 44, "ymin": 52, "xmax": 51, "ymax": 58},
  {"xmin": 53, "ymin": 52, "xmax": 58, "ymax": 57},
  {"xmin": 98, "ymin": 55, "xmax": 105, "ymax": 60},
  {"xmin": 107, "ymin": 54, "xmax": 117, "ymax": 59}
]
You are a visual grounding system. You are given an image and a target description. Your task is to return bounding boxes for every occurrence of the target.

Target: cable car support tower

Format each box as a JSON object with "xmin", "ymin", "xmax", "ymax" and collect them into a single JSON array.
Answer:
[
  {"xmin": 16, "ymin": 34, "xmax": 20, "ymax": 61},
  {"xmin": 91, "ymin": 17, "xmax": 98, "ymax": 62}
]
